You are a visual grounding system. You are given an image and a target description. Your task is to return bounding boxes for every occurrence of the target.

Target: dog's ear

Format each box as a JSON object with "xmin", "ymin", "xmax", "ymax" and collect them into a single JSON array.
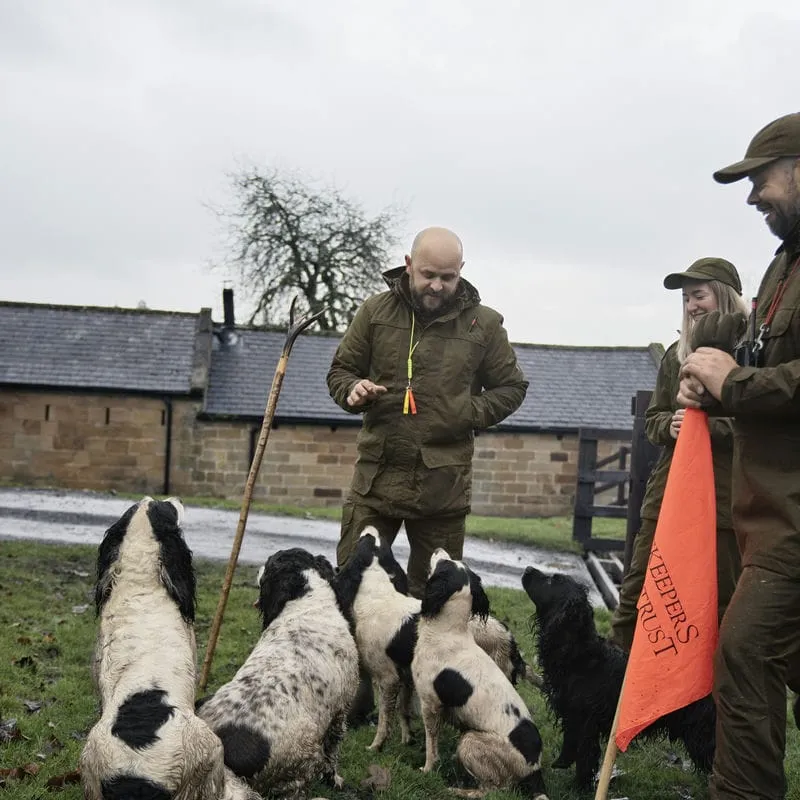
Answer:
[
  {"xmin": 149, "ymin": 500, "xmax": 196, "ymax": 623},
  {"xmin": 158, "ymin": 548, "xmax": 196, "ymax": 623},
  {"xmin": 313, "ymin": 554, "xmax": 336, "ymax": 583},
  {"xmin": 332, "ymin": 534, "xmax": 377, "ymax": 612},
  {"xmin": 376, "ymin": 538, "xmax": 410, "ymax": 595},
  {"xmin": 420, "ymin": 562, "xmax": 457, "ymax": 618},
  {"xmin": 94, "ymin": 503, "xmax": 138, "ymax": 613},
  {"xmin": 468, "ymin": 568, "xmax": 490, "ymax": 621},
  {"xmin": 256, "ymin": 561, "xmax": 309, "ymax": 629}
]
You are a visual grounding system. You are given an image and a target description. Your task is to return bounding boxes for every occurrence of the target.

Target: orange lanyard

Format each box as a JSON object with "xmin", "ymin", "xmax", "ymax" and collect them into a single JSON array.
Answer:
[{"xmin": 403, "ymin": 314, "xmax": 420, "ymax": 415}]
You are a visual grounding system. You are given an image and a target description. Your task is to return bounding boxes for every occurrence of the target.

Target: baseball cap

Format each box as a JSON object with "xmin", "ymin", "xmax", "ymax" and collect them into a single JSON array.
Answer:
[
  {"xmin": 713, "ymin": 112, "xmax": 800, "ymax": 184},
  {"xmin": 663, "ymin": 257, "xmax": 742, "ymax": 294}
]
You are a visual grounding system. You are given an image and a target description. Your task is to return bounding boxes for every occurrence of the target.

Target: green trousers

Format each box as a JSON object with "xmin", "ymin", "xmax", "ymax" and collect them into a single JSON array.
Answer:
[
  {"xmin": 609, "ymin": 518, "xmax": 742, "ymax": 652},
  {"xmin": 709, "ymin": 565, "xmax": 800, "ymax": 800},
  {"xmin": 338, "ymin": 499, "xmax": 466, "ymax": 599}
]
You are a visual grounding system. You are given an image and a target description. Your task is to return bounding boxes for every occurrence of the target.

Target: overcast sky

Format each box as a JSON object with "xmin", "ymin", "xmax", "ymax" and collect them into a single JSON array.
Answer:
[{"xmin": 2, "ymin": 1, "xmax": 799, "ymax": 348}]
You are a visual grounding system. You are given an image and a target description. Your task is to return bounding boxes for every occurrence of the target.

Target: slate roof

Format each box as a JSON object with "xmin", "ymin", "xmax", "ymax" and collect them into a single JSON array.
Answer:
[
  {"xmin": 204, "ymin": 328, "xmax": 661, "ymax": 432},
  {"xmin": 0, "ymin": 301, "xmax": 661, "ymax": 431},
  {"xmin": 0, "ymin": 302, "xmax": 199, "ymax": 394},
  {"xmin": 205, "ymin": 331, "xmax": 351, "ymax": 423}
]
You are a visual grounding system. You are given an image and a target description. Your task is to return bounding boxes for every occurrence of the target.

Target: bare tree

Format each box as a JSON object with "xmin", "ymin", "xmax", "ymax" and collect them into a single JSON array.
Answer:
[{"xmin": 219, "ymin": 167, "xmax": 404, "ymax": 331}]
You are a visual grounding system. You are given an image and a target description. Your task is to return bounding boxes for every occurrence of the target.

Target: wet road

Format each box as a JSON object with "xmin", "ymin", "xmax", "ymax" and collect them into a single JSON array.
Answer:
[{"xmin": 0, "ymin": 488, "xmax": 603, "ymax": 605}]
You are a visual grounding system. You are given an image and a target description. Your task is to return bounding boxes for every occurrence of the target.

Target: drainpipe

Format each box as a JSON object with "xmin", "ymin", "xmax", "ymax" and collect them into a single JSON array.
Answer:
[{"xmin": 163, "ymin": 397, "xmax": 174, "ymax": 495}]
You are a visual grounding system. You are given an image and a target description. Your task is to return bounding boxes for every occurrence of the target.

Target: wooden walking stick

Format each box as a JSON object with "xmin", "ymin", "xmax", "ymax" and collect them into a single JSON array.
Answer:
[{"xmin": 198, "ymin": 297, "xmax": 326, "ymax": 692}]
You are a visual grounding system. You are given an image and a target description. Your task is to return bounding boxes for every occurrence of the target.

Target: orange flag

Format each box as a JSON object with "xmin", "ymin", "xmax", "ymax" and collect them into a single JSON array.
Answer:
[{"xmin": 615, "ymin": 408, "xmax": 718, "ymax": 751}]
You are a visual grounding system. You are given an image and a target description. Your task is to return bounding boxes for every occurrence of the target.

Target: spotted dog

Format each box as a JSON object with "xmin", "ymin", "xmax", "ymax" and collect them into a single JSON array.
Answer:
[
  {"xmin": 334, "ymin": 529, "xmax": 421, "ymax": 751},
  {"xmin": 335, "ymin": 529, "xmax": 536, "ymax": 752},
  {"xmin": 411, "ymin": 549, "xmax": 549, "ymax": 799},
  {"xmin": 80, "ymin": 497, "xmax": 257, "ymax": 800},
  {"xmin": 197, "ymin": 548, "xmax": 359, "ymax": 799}
]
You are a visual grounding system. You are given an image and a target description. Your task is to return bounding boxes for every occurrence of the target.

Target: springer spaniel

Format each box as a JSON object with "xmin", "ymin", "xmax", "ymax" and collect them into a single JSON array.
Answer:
[
  {"xmin": 411, "ymin": 549, "xmax": 549, "ymax": 799},
  {"xmin": 80, "ymin": 496, "xmax": 256, "ymax": 800},
  {"xmin": 197, "ymin": 548, "xmax": 359, "ymax": 799},
  {"xmin": 334, "ymin": 529, "xmax": 535, "ymax": 752}
]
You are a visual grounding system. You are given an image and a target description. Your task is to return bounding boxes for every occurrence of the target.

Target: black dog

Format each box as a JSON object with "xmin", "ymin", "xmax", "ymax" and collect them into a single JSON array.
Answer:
[{"xmin": 522, "ymin": 567, "xmax": 715, "ymax": 789}]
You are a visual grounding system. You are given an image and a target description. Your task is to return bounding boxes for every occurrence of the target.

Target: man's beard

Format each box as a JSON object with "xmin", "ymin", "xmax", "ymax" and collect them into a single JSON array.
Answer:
[
  {"xmin": 766, "ymin": 205, "xmax": 800, "ymax": 240},
  {"xmin": 409, "ymin": 289, "xmax": 458, "ymax": 321},
  {"xmin": 765, "ymin": 184, "xmax": 800, "ymax": 241}
]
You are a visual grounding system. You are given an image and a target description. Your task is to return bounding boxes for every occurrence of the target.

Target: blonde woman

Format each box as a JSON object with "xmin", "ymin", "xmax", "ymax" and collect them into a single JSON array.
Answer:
[{"xmin": 610, "ymin": 257, "xmax": 749, "ymax": 651}]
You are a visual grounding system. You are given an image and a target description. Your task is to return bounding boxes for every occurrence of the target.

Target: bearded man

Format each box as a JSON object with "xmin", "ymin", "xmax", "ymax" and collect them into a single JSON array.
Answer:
[
  {"xmin": 327, "ymin": 226, "xmax": 528, "ymax": 598},
  {"xmin": 678, "ymin": 112, "xmax": 800, "ymax": 800}
]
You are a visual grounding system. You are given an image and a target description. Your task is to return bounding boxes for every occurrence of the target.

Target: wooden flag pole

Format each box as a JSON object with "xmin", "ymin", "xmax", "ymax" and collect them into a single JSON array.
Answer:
[
  {"xmin": 198, "ymin": 298, "xmax": 325, "ymax": 692},
  {"xmin": 594, "ymin": 671, "xmax": 628, "ymax": 800}
]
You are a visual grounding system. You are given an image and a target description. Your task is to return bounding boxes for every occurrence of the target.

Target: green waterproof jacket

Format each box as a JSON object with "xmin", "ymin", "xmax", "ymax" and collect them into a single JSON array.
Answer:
[
  {"xmin": 327, "ymin": 267, "xmax": 528, "ymax": 518},
  {"xmin": 640, "ymin": 342, "xmax": 734, "ymax": 528},
  {"xmin": 718, "ymin": 233, "xmax": 800, "ymax": 576}
]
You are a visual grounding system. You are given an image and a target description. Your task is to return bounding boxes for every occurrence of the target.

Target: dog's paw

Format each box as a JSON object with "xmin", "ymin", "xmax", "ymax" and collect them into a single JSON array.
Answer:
[{"xmin": 551, "ymin": 757, "xmax": 572, "ymax": 769}]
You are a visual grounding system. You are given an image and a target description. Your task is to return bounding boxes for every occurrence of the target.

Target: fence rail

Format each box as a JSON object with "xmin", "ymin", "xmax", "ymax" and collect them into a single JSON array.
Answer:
[{"xmin": 572, "ymin": 392, "xmax": 661, "ymax": 559}]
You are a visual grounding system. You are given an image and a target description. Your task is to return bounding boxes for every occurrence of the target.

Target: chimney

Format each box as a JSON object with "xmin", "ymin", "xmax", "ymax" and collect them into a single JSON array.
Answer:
[{"xmin": 222, "ymin": 287, "xmax": 235, "ymax": 328}]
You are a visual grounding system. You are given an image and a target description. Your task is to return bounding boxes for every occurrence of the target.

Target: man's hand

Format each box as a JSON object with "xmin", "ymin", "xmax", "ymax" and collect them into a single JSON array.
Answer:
[
  {"xmin": 677, "ymin": 376, "xmax": 706, "ymax": 408},
  {"xmin": 347, "ymin": 379, "xmax": 388, "ymax": 408},
  {"xmin": 669, "ymin": 408, "xmax": 686, "ymax": 439},
  {"xmin": 679, "ymin": 347, "xmax": 738, "ymax": 403}
]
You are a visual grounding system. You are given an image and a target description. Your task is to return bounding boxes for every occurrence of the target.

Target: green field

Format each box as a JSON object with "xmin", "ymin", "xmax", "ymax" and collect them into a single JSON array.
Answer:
[{"xmin": 2, "ymin": 539, "xmax": 797, "ymax": 799}]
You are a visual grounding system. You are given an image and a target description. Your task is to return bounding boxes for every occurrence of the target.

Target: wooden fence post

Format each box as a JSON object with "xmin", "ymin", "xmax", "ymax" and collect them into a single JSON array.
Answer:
[{"xmin": 623, "ymin": 391, "xmax": 661, "ymax": 575}]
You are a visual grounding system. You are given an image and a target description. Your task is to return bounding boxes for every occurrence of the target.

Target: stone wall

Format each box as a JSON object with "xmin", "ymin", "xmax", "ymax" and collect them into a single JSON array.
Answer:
[
  {"xmin": 2, "ymin": 389, "xmax": 631, "ymax": 517},
  {"xmin": 0, "ymin": 389, "xmax": 172, "ymax": 493}
]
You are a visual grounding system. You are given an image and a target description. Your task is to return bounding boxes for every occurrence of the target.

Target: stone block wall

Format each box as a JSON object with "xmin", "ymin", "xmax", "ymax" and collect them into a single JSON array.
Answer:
[
  {"xmin": 2, "ymin": 389, "xmax": 631, "ymax": 518},
  {"xmin": 0, "ymin": 389, "xmax": 170, "ymax": 493},
  {"xmin": 169, "ymin": 417, "xmax": 361, "ymax": 507}
]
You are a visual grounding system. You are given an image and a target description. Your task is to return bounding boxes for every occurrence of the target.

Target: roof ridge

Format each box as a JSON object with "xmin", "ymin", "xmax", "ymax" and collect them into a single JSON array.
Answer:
[{"xmin": 0, "ymin": 300, "xmax": 204, "ymax": 318}]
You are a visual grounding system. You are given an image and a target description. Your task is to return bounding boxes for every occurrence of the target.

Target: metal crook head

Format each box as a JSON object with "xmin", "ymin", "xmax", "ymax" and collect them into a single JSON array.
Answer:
[{"xmin": 284, "ymin": 295, "xmax": 328, "ymax": 353}]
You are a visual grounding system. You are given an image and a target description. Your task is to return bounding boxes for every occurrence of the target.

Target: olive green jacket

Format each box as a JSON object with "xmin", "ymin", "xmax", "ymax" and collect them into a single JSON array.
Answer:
[
  {"xmin": 640, "ymin": 342, "xmax": 734, "ymax": 528},
  {"xmin": 718, "ymin": 232, "xmax": 800, "ymax": 575},
  {"xmin": 327, "ymin": 267, "xmax": 528, "ymax": 518}
]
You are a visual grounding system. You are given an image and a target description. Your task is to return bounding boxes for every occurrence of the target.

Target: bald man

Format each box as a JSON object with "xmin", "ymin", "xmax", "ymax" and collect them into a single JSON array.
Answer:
[{"xmin": 327, "ymin": 227, "xmax": 528, "ymax": 597}]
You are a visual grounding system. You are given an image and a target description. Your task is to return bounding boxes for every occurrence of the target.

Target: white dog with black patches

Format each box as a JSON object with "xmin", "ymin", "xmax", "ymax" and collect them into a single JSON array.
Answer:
[
  {"xmin": 412, "ymin": 549, "xmax": 549, "ymax": 800},
  {"xmin": 80, "ymin": 496, "xmax": 257, "ymax": 800},
  {"xmin": 197, "ymin": 548, "xmax": 359, "ymax": 799},
  {"xmin": 334, "ymin": 528, "xmax": 537, "ymax": 753}
]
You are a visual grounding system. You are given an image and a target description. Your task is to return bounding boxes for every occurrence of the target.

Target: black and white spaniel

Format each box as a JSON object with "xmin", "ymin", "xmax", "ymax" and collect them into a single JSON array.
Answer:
[
  {"xmin": 334, "ymin": 529, "xmax": 536, "ymax": 753},
  {"xmin": 522, "ymin": 566, "xmax": 715, "ymax": 789},
  {"xmin": 80, "ymin": 496, "xmax": 256, "ymax": 800},
  {"xmin": 411, "ymin": 549, "xmax": 549, "ymax": 799},
  {"xmin": 334, "ymin": 529, "xmax": 421, "ymax": 751},
  {"xmin": 197, "ymin": 548, "xmax": 359, "ymax": 799}
]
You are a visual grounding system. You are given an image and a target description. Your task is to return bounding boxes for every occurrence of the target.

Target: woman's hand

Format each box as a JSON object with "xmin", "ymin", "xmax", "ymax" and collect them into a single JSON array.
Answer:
[{"xmin": 669, "ymin": 408, "xmax": 686, "ymax": 439}]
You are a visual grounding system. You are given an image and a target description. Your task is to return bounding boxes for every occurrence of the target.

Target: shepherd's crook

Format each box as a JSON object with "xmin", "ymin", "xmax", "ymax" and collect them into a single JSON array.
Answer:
[{"xmin": 199, "ymin": 297, "xmax": 326, "ymax": 692}]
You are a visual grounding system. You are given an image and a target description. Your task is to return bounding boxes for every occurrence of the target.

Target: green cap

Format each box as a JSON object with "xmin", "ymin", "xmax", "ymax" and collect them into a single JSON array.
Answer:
[
  {"xmin": 713, "ymin": 112, "xmax": 800, "ymax": 184},
  {"xmin": 663, "ymin": 257, "xmax": 742, "ymax": 294}
]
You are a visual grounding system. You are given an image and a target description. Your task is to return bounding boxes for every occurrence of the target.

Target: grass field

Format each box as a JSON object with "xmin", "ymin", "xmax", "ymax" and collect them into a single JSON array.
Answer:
[{"xmin": 2, "ymin": 539, "xmax": 798, "ymax": 799}]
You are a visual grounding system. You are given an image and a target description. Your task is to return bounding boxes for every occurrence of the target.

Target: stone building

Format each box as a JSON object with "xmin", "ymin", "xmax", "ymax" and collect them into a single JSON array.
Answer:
[{"xmin": 0, "ymin": 298, "xmax": 661, "ymax": 517}]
